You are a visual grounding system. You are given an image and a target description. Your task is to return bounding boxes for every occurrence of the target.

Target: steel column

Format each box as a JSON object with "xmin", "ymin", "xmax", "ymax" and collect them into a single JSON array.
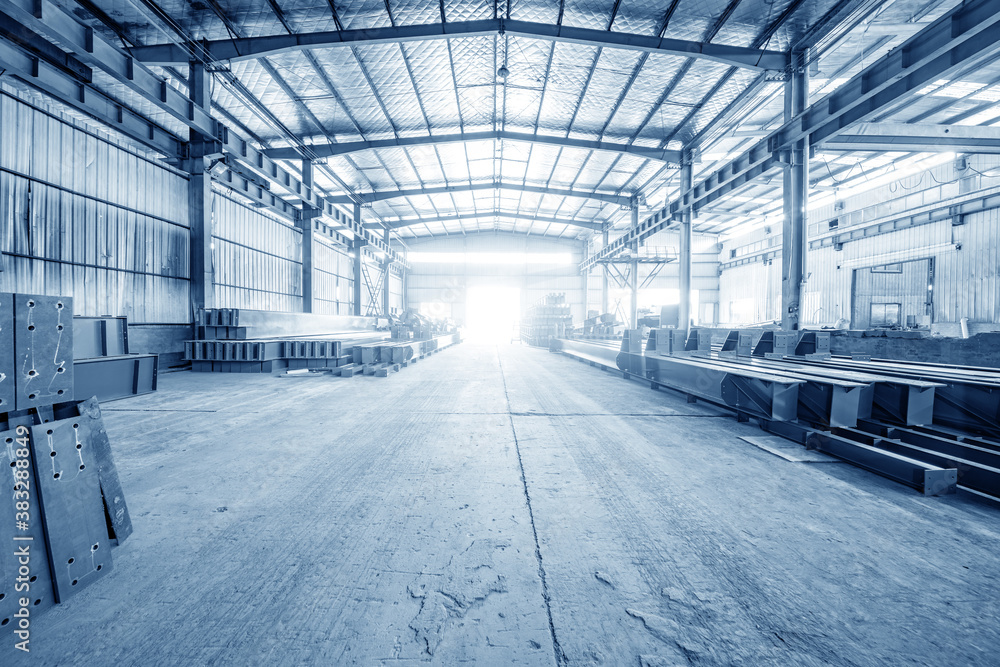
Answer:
[
  {"xmin": 353, "ymin": 205, "xmax": 364, "ymax": 317},
  {"xmin": 299, "ymin": 160, "xmax": 317, "ymax": 313},
  {"xmin": 188, "ymin": 63, "xmax": 214, "ymax": 313},
  {"xmin": 678, "ymin": 160, "xmax": 693, "ymax": 333},
  {"xmin": 601, "ymin": 226, "xmax": 609, "ymax": 315},
  {"xmin": 630, "ymin": 206, "xmax": 639, "ymax": 329},
  {"xmin": 782, "ymin": 51, "xmax": 808, "ymax": 331},
  {"xmin": 382, "ymin": 229, "xmax": 391, "ymax": 317}
]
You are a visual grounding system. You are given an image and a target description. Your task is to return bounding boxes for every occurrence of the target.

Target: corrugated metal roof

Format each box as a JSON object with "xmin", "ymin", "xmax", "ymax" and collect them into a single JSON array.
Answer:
[{"xmin": 53, "ymin": 0, "xmax": 1000, "ymax": 241}]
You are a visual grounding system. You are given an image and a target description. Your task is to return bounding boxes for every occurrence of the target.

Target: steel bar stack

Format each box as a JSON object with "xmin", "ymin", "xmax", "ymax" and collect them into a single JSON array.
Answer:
[{"xmin": 0, "ymin": 293, "xmax": 132, "ymax": 629}]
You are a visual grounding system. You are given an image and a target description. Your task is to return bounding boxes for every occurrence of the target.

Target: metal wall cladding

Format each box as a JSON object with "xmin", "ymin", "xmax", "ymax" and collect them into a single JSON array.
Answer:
[
  {"xmin": 211, "ymin": 193, "xmax": 303, "ymax": 312},
  {"xmin": 313, "ymin": 240, "xmax": 354, "ymax": 315},
  {"xmin": 389, "ymin": 272, "xmax": 404, "ymax": 313},
  {"xmin": 719, "ymin": 211, "xmax": 1000, "ymax": 327},
  {"xmin": 0, "ymin": 90, "xmax": 190, "ymax": 323},
  {"xmin": 718, "ymin": 260, "xmax": 781, "ymax": 326}
]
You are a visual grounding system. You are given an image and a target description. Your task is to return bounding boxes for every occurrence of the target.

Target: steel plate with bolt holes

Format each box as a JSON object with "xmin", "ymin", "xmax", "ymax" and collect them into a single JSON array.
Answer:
[
  {"xmin": 29, "ymin": 419, "xmax": 112, "ymax": 602},
  {"xmin": 76, "ymin": 397, "xmax": 132, "ymax": 544},
  {"xmin": 14, "ymin": 295, "xmax": 74, "ymax": 410},
  {"xmin": 0, "ymin": 427, "xmax": 56, "ymax": 626},
  {"xmin": 0, "ymin": 293, "xmax": 14, "ymax": 411}
]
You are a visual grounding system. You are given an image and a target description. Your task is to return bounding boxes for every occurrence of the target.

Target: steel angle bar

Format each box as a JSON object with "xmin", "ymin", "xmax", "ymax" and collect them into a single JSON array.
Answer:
[{"xmin": 759, "ymin": 420, "xmax": 957, "ymax": 495}]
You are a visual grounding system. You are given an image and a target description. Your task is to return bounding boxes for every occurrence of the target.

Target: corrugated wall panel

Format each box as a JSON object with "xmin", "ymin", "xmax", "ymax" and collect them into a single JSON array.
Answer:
[
  {"xmin": 0, "ymin": 88, "xmax": 190, "ymax": 322},
  {"xmin": 313, "ymin": 240, "xmax": 354, "ymax": 315},
  {"xmin": 720, "ymin": 197, "xmax": 1000, "ymax": 329},
  {"xmin": 211, "ymin": 193, "xmax": 303, "ymax": 312}
]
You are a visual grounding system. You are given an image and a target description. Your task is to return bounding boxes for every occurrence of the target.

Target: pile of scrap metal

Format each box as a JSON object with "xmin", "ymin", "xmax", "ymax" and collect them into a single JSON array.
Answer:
[
  {"xmin": 521, "ymin": 293, "xmax": 573, "ymax": 347},
  {"xmin": 74, "ymin": 315, "xmax": 158, "ymax": 402},
  {"xmin": 553, "ymin": 327, "xmax": 1000, "ymax": 501},
  {"xmin": 1, "ymin": 293, "xmax": 133, "ymax": 629}
]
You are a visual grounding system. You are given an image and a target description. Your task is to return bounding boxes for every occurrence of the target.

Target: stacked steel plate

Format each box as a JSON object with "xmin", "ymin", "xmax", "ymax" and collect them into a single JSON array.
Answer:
[{"xmin": 0, "ymin": 293, "xmax": 132, "ymax": 629}]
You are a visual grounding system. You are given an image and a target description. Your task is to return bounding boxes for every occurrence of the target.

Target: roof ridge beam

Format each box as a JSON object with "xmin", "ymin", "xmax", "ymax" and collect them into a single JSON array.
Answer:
[
  {"xmin": 364, "ymin": 212, "xmax": 604, "ymax": 230},
  {"xmin": 328, "ymin": 182, "xmax": 634, "ymax": 207},
  {"xmin": 128, "ymin": 19, "xmax": 788, "ymax": 71},
  {"xmin": 263, "ymin": 130, "xmax": 682, "ymax": 164}
]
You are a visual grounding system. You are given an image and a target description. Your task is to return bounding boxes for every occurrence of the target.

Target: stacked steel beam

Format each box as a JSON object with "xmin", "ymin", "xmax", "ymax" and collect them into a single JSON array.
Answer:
[
  {"xmin": 0, "ymin": 293, "xmax": 132, "ymax": 629},
  {"xmin": 550, "ymin": 327, "xmax": 1000, "ymax": 498},
  {"xmin": 185, "ymin": 308, "xmax": 384, "ymax": 372},
  {"xmin": 521, "ymin": 293, "xmax": 573, "ymax": 347}
]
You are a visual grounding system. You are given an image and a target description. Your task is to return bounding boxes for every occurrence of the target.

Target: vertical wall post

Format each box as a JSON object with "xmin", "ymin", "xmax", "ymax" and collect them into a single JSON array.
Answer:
[
  {"xmin": 679, "ymin": 158, "xmax": 693, "ymax": 333},
  {"xmin": 298, "ymin": 160, "xmax": 317, "ymax": 313},
  {"xmin": 601, "ymin": 225, "xmax": 609, "ymax": 315},
  {"xmin": 581, "ymin": 239, "xmax": 590, "ymax": 320},
  {"xmin": 630, "ymin": 205, "xmax": 639, "ymax": 329},
  {"xmin": 382, "ymin": 228, "xmax": 391, "ymax": 317},
  {"xmin": 782, "ymin": 51, "xmax": 809, "ymax": 330},
  {"xmin": 353, "ymin": 204, "xmax": 364, "ymax": 316},
  {"xmin": 187, "ymin": 62, "xmax": 214, "ymax": 314}
]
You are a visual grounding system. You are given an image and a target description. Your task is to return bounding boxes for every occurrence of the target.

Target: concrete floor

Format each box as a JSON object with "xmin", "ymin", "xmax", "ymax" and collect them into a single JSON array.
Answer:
[{"xmin": 12, "ymin": 343, "xmax": 1000, "ymax": 665}]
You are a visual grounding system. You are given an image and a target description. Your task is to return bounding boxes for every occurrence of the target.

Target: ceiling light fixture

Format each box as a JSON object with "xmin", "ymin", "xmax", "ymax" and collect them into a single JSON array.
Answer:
[{"xmin": 497, "ymin": 65, "xmax": 509, "ymax": 81}]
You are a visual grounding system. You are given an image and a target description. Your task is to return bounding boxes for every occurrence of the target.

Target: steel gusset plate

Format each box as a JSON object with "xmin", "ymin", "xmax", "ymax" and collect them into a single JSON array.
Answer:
[
  {"xmin": 871, "ymin": 384, "xmax": 937, "ymax": 426},
  {"xmin": 931, "ymin": 385, "xmax": 1000, "ymax": 436},
  {"xmin": 0, "ymin": 293, "xmax": 14, "ymax": 411},
  {"xmin": 796, "ymin": 382, "xmax": 864, "ymax": 428},
  {"xmin": 29, "ymin": 419, "xmax": 113, "ymax": 603},
  {"xmin": 0, "ymin": 427, "xmax": 57, "ymax": 625},
  {"xmin": 720, "ymin": 375, "xmax": 800, "ymax": 422},
  {"xmin": 14, "ymin": 295, "xmax": 74, "ymax": 410}
]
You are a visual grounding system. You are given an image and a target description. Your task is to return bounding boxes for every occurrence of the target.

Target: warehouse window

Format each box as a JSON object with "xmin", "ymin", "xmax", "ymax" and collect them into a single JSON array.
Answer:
[{"xmin": 870, "ymin": 303, "xmax": 902, "ymax": 327}]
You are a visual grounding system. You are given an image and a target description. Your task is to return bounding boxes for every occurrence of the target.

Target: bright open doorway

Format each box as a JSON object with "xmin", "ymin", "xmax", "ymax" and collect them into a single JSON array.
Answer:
[{"xmin": 464, "ymin": 285, "xmax": 521, "ymax": 343}]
